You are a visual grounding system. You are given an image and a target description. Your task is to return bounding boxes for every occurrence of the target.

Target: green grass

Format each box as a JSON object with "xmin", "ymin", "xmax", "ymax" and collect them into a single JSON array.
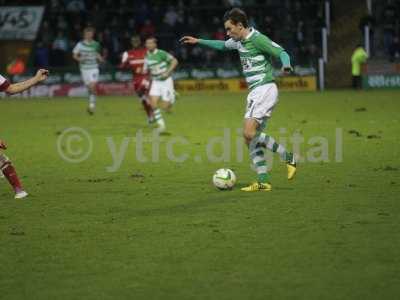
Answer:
[{"xmin": 1, "ymin": 90, "xmax": 400, "ymax": 299}]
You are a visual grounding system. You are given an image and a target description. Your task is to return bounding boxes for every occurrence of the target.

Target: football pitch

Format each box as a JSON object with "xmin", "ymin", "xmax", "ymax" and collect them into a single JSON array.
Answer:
[{"xmin": 1, "ymin": 90, "xmax": 400, "ymax": 299}]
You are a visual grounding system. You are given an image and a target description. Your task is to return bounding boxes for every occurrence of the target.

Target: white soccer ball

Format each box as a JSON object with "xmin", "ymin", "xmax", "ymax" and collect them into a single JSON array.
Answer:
[{"xmin": 213, "ymin": 168, "xmax": 236, "ymax": 190}]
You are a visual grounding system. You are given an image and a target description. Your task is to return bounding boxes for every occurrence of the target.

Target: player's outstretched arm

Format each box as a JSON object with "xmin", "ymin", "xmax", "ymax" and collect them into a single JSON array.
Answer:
[
  {"xmin": 97, "ymin": 53, "xmax": 105, "ymax": 63},
  {"xmin": 72, "ymin": 52, "xmax": 81, "ymax": 63},
  {"xmin": 5, "ymin": 69, "xmax": 49, "ymax": 95},
  {"xmin": 167, "ymin": 57, "xmax": 179, "ymax": 76},
  {"xmin": 161, "ymin": 55, "xmax": 179, "ymax": 80},
  {"xmin": 252, "ymin": 34, "xmax": 293, "ymax": 74},
  {"xmin": 180, "ymin": 36, "xmax": 199, "ymax": 45},
  {"xmin": 180, "ymin": 36, "xmax": 228, "ymax": 51},
  {"xmin": 280, "ymin": 51, "xmax": 293, "ymax": 75}
]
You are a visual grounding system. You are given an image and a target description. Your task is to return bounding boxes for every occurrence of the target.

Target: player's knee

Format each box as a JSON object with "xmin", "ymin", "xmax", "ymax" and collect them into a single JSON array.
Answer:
[
  {"xmin": 161, "ymin": 101, "xmax": 170, "ymax": 110},
  {"xmin": 88, "ymin": 83, "xmax": 96, "ymax": 94},
  {"xmin": 243, "ymin": 130, "xmax": 256, "ymax": 144},
  {"xmin": 149, "ymin": 98, "xmax": 158, "ymax": 108}
]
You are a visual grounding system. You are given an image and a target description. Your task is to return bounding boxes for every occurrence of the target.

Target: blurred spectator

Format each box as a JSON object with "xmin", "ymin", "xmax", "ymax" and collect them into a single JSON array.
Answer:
[
  {"xmin": 389, "ymin": 37, "xmax": 400, "ymax": 62},
  {"xmin": 56, "ymin": 15, "xmax": 68, "ymax": 31},
  {"xmin": 295, "ymin": 20, "xmax": 305, "ymax": 47},
  {"xmin": 134, "ymin": 2, "xmax": 151, "ymax": 25},
  {"xmin": 296, "ymin": 45, "xmax": 309, "ymax": 66},
  {"xmin": 382, "ymin": 1, "xmax": 397, "ymax": 55},
  {"xmin": 51, "ymin": 31, "xmax": 69, "ymax": 66},
  {"xmin": 264, "ymin": 15, "xmax": 275, "ymax": 40},
  {"xmin": 140, "ymin": 19, "xmax": 156, "ymax": 39},
  {"xmin": 50, "ymin": 0, "xmax": 64, "ymax": 12},
  {"xmin": 312, "ymin": 10, "xmax": 325, "ymax": 44},
  {"xmin": 64, "ymin": 0, "xmax": 85, "ymax": 13},
  {"xmin": 223, "ymin": 0, "xmax": 242, "ymax": 7},
  {"xmin": 204, "ymin": 50, "xmax": 217, "ymax": 67},
  {"xmin": 7, "ymin": 57, "xmax": 26, "ymax": 76},
  {"xmin": 164, "ymin": 6, "xmax": 179, "ymax": 28},
  {"xmin": 36, "ymin": 0, "xmax": 323, "ymax": 69},
  {"xmin": 214, "ymin": 27, "xmax": 225, "ymax": 40},
  {"xmin": 34, "ymin": 41, "xmax": 50, "ymax": 68},
  {"xmin": 40, "ymin": 21, "xmax": 54, "ymax": 46}
]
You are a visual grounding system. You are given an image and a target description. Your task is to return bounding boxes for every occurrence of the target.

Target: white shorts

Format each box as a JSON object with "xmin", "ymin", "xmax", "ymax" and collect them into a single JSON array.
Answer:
[
  {"xmin": 149, "ymin": 77, "xmax": 175, "ymax": 103},
  {"xmin": 244, "ymin": 83, "xmax": 278, "ymax": 123},
  {"xmin": 81, "ymin": 68, "xmax": 99, "ymax": 85}
]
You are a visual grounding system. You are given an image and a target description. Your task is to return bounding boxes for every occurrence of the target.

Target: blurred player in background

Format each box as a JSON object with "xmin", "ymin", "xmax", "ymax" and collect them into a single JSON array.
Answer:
[
  {"xmin": 73, "ymin": 26, "xmax": 104, "ymax": 115},
  {"xmin": 181, "ymin": 8, "xmax": 297, "ymax": 192},
  {"xmin": 120, "ymin": 35, "xmax": 154, "ymax": 124},
  {"xmin": 144, "ymin": 37, "xmax": 178, "ymax": 133},
  {"xmin": 0, "ymin": 69, "xmax": 49, "ymax": 199}
]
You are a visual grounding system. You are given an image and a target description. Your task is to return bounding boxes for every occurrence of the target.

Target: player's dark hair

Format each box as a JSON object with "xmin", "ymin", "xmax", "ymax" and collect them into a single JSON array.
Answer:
[
  {"xmin": 145, "ymin": 36, "xmax": 157, "ymax": 42},
  {"xmin": 223, "ymin": 8, "xmax": 249, "ymax": 28},
  {"xmin": 84, "ymin": 26, "xmax": 95, "ymax": 33}
]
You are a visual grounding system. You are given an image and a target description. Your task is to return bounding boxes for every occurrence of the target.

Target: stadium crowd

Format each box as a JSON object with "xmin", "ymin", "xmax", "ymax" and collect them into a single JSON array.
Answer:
[
  {"xmin": 1, "ymin": 0, "xmax": 325, "ymax": 69},
  {"xmin": 359, "ymin": 0, "xmax": 400, "ymax": 62}
]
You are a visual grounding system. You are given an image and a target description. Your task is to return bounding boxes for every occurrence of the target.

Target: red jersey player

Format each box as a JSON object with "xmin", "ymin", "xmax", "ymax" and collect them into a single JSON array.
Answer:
[
  {"xmin": 1, "ymin": 69, "xmax": 49, "ymax": 199},
  {"xmin": 120, "ymin": 35, "xmax": 154, "ymax": 123}
]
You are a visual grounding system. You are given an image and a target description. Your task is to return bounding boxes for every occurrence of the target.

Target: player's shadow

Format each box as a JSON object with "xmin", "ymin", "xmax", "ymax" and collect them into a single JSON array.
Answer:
[
  {"xmin": 159, "ymin": 131, "xmax": 172, "ymax": 136},
  {"xmin": 236, "ymin": 183, "xmax": 295, "ymax": 191}
]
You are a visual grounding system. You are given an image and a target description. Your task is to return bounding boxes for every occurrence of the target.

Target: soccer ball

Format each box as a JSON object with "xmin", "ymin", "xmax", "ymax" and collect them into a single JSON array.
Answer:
[{"xmin": 213, "ymin": 168, "xmax": 236, "ymax": 190}]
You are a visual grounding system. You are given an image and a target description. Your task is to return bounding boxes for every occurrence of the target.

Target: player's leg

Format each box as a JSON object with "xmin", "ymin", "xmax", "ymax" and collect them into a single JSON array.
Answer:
[
  {"xmin": 83, "ymin": 69, "xmax": 99, "ymax": 114},
  {"xmin": 159, "ymin": 100, "xmax": 172, "ymax": 112},
  {"xmin": 136, "ymin": 88, "xmax": 154, "ymax": 123},
  {"xmin": 352, "ymin": 76, "xmax": 357, "ymax": 89},
  {"xmin": 0, "ymin": 153, "xmax": 28, "ymax": 199},
  {"xmin": 149, "ymin": 82, "xmax": 166, "ymax": 132},
  {"xmin": 241, "ymin": 118, "xmax": 272, "ymax": 192},
  {"xmin": 255, "ymin": 84, "xmax": 297, "ymax": 179},
  {"xmin": 241, "ymin": 84, "xmax": 296, "ymax": 191},
  {"xmin": 251, "ymin": 121, "xmax": 296, "ymax": 180},
  {"xmin": 87, "ymin": 82, "xmax": 97, "ymax": 114},
  {"xmin": 160, "ymin": 77, "xmax": 176, "ymax": 113}
]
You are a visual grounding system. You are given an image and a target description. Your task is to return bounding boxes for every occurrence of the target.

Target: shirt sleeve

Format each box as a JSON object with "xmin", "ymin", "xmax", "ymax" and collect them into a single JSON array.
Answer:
[
  {"xmin": 95, "ymin": 42, "xmax": 101, "ymax": 53},
  {"xmin": 162, "ymin": 50, "xmax": 173, "ymax": 62},
  {"xmin": 72, "ymin": 42, "xmax": 80, "ymax": 54},
  {"xmin": 121, "ymin": 51, "xmax": 128, "ymax": 64},
  {"xmin": 252, "ymin": 33, "xmax": 285, "ymax": 59},
  {"xmin": 0, "ymin": 75, "xmax": 10, "ymax": 92},
  {"xmin": 198, "ymin": 39, "xmax": 229, "ymax": 51},
  {"xmin": 224, "ymin": 38, "xmax": 240, "ymax": 50}
]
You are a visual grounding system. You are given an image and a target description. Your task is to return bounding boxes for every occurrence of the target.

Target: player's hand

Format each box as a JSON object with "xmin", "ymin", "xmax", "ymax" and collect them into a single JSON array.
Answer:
[
  {"xmin": 35, "ymin": 69, "xmax": 49, "ymax": 82},
  {"xmin": 98, "ymin": 56, "xmax": 105, "ymax": 63},
  {"xmin": 0, "ymin": 139, "xmax": 7, "ymax": 150},
  {"xmin": 159, "ymin": 71, "xmax": 171, "ymax": 80},
  {"xmin": 281, "ymin": 66, "xmax": 293, "ymax": 76},
  {"xmin": 179, "ymin": 36, "xmax": 199, "ymax": 45}
]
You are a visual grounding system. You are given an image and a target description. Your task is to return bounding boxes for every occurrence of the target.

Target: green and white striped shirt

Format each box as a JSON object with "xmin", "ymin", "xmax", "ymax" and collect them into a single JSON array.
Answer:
[
  {"xmin": 224, "ymin": 28, "xmax": 285, "ymax": 90},
  {"xmin": 198, "ymin": 28, "xmax": 290, "ymax": 90},
  {"xmin": 144, "ymin": 49, "xmax": 173, "ymax": 81},
  {"xmin": 72, "ymin": 40, "xmax": 101, "ymax": 70}
]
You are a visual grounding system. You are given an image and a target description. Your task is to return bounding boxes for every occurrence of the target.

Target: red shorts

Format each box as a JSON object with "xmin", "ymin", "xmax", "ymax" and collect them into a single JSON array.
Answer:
[{"xmin": 133, "ymin": 76, "xmax": 150, "ymax": 93}]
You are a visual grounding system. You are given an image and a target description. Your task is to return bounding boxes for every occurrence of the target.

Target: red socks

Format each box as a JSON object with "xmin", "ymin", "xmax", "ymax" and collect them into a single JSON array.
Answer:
[
  {"xmin": 1, "ymin": 155, "xmax": 23, "ymax": 193},
  {"xmin": 142, "ymin": 99, "xmax": 154, "ymax": 120}
]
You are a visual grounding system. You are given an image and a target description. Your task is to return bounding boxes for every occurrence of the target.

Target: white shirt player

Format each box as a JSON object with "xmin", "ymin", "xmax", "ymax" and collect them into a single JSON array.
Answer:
[{"xmin": 72, "ymin": 40, "xmax": 101, "ymax": 86}]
